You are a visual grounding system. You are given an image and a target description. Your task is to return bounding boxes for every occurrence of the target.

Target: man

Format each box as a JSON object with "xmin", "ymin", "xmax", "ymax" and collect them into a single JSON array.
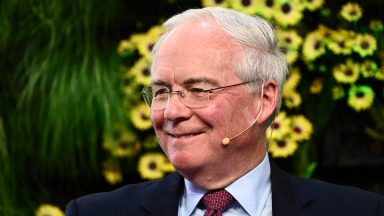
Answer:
[{"xmin": 66, "ymin": 7, "xmax": 384, "ymax": 216}]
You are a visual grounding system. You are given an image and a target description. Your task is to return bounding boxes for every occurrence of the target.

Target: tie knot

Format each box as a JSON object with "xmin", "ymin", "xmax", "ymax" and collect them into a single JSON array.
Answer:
[{"xmin": 202, "ymin": 189, "xmax": 234, "ymax": 214}]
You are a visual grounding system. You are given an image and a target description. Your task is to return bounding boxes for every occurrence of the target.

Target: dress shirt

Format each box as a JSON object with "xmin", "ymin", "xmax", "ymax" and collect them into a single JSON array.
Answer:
[{"xmin": 178, "ymin": 154, "xmax": 272, "ymax": 216}]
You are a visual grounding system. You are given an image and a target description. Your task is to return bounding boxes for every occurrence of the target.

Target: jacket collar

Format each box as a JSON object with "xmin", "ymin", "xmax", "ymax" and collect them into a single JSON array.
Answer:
[
  {"xmin": 270, "ymin": 160, "xmax": 313, "ymax": 216},
  {"xmin": 139, "ymin": 172, "xmax": 184, "ymax": 215},
  {"xmin": 138, "ymin": 160, "xmax": 314, "ymax": 216}
]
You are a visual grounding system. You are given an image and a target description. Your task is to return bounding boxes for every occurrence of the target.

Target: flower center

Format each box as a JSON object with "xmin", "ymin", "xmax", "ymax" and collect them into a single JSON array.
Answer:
[
  {"xmin": 149, "ymin": 161, "xmax": 157, "ymax": 170},
  {"xmin": 277, "ymin": 140, "xmax": 287, "ymax": 148},
  {"xmin": 242, "ymin": 0, "xmax": 251, "ymax": 6},
  {"xmin": 266, "ymin": 0, "xmax": 274, "ymax": 7},
  {"xmin": 294, "ymin": 126, "xmax": 302, "ymax": 134},
  {"xmin": 282, "ymin": 3, "xmax": 292, "ymax": 14},
  {"xmin": 360, "ymin": 40, "xmax": 370, "ymax": 49}
]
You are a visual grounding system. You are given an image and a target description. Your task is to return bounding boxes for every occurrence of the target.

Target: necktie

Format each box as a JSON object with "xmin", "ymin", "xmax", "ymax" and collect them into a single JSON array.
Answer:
[{"xmin": 202, "ymin": 189, "xmax": 234, "ymax": 216}]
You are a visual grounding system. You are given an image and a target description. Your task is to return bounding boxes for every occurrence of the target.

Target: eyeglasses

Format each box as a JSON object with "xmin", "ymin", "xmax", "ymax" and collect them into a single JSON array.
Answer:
[{"xmin": 141, "ymin": 81, "xmax": 254, "ymax": 110}]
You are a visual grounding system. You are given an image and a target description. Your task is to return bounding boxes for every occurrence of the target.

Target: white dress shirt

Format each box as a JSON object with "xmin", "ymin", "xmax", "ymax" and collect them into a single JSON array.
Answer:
[{"xmin": 178, "ymin": 154, "xmax": 272, "ymax": 216}]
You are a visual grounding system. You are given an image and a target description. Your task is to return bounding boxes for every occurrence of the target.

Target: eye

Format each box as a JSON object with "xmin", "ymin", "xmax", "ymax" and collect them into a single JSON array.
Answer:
[
  {"xmin": 153, "ymin": 87, "xmax": 170, "ymax": 97},
  {"xmin": 189, "ymin": 87, "xmax": 208, "ymax": 97}
]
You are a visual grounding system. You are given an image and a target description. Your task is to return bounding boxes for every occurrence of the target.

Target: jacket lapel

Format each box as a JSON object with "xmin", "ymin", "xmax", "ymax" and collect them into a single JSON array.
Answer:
[
  {"xmin": 139, "ymin": 172, "xmax": 184, "ymax": 215},
  {"xmin": 270, "ymin": 161, "xmax": 312, "ymax": 216}
]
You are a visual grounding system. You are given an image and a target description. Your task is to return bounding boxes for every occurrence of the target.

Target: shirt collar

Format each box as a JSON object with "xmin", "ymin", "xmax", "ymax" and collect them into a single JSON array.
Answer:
[{"xmin": 181, "ymin": 154, "xmax": 271, "ymax": 216}]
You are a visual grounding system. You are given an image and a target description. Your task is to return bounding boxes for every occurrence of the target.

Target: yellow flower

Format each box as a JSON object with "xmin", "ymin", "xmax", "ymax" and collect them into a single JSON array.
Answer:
[
  {"xmin": 340, "ymin": 2, "xmax": 363, "ymax": 22},
  {"xmin": 269, "ymin": 138, "xmax": 298, "ymax": 158},
  {"xmin": 302, "ymin": 31, "xmax": 326, "ymax": 61},
  {"xmin": 35, "ymin": 204, "xmax": 64, "ymax": 216},
  {"xmin": 309, "ymin": 77, "xmax": 324, "ymax": 94},
  {"xmin": 138, "ymin": 153, "xmax": 167, "ymax": 179},
  {"xmin": 277, "ymin": 29, "xmax": 303, "ymax": 50},
  {"xmin": 347, "ymin": 85, "xmax": 375, "ymax": 112},
  {"xmin": 327, "ymin": 30, "xmax": 354, "ymax": 55},
  {"xmin": 102, "ymin": 159, "xmax": 123, "ymax": 185},
  {"xmin": 117, "ymin": 39, "xmax": 135, "ymax": 57},
  {"xmin": 253, "ymin": 0, "xmax": 277, "ymax": 19},
  {"xmin": 375, "ymin": 67, "xmax": 384, "ymax": 81},
  {"xmin": 137, "ymin": 25, "xmax": 164, "ymax": 59},
  {"xmin": 360, "ymin": 60, "xmax": 379, "ymax": 78},
  {"xmin": 333, "ymin": 59, "xmax": 360, "ymax": 84},
  {"xmin": 103, "ymin": 124, "xmax": 141, "ymax": 158},
  {"xmin": 267, "ymin": 111, "xmax": 291, "ymax": 140},
  {"xmin": 290, "ymin": 115, "xmax": 313, "ymax": 141},
  {"xmin": 353, "ymin": 34, "xmax": 377, "ymax": 57},
  {"xmin": 277, "ymin": 29, "xmax": 302, "ymax": 64},
  {"xmin": 283, "ymin": 67, "xmax": 301, "ymax": 95},
  {"xmin": 202, "ymin": 0, "xmax": 229, "ymax": 7},
  {"xmin": 130, "ymin": 102, "xmax": 152, "ymax": 130},
  {"xmin": 284, "ymin": 91, "xmax": 302, "ymax": 108},
  {"xmin": 229, "ymin": 0, "xmax": 260, "ymax": 15},
  {"xmin": 301, "ymin": 0, "xmax": 324, "ymax": 11},
  {"xmin": 369, "ymin": 20, "xmax": 384, "ymax": 32},
  {"xmin": 274, "ymin": 0, "xmax": 304, "ymax": 27},
  {"xmin": 332, "ymin": 85, "xmax": 345, "ymax": 100},
  {"xmin": 127, "ymin": 57, "xmax": 152, "ymax": 86}
]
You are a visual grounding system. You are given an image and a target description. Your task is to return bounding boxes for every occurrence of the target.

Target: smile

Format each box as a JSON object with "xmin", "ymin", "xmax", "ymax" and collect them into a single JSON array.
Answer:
[{"xmin": 169, "ymin": 132, "xmax": 203, "ymax": 138}]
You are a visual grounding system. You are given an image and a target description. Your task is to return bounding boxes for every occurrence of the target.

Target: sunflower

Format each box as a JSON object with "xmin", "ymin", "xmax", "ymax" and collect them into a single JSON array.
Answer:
[
  {"xmin": 375, "ymin": 67, "xmax": 384, "ymax": 81},
  {"xmin": 273, "ymin": 0, "xmax": 304, "ymax": 27},
  {"xmin": 269, "ymin": 137, "xmax": 298, "ymax": 158},
  {"xmin": 302, "ymin": 31, "xmax": 326, "ymax": 61},
  {"xmin": 117, "ymin": 39, "xmax": 135, "ymax": 57},
  {"xmin": 353, "ymin": 34, "xmax": 377, "ymax": 57},
  {"xmin": 143, "ymin": 135, "xmax": 160, "ymax": 149},
  {"xmin": 253, "ymin": 0, "xmax": 277, "ymax": 19},
  {"xmin": 138, "ymin": 153, "xmax": 167, "ymax": 179},
  {"xmin": 130, "ymin": 102, "xmax": 152, "ymax": 130},
  {"xmin": 327, "ymin": 30, "xmax": 354, "ymax": 55},
  {"xmin": 137, "ymin": 25, "xmax": 164, "ymax": 59},
  {"xmin": 277, "ymin": 30, "xmax": 303, "ymax": 64},
  {"xmin": 35, "ymin": 204, "xmax": 65, "ymax": 216},
  {"xmin": 290, "ymin": 115, "xmax": 313, "ymax": 141},
  {"xmin": 309, "ymin": 77, "xmax": 324, "ymax": 94},
  {"xmin": 103, "ymin": 124, "xmax": 141, "ymax": 157},
  {"xmin": 229, "ymin": 0, "xmax": 260, "ymax": 15},
  {"xmin": 369, "ymin": 20, "xmax": 384, "ymax": 32},
  {"xmin": 283, "ymin": 91, "xmax": 302, "ymax": 108},
  {"xmin": 202, "ymin": 0, "xmax": 229, "ymax": 7},
  {"xmin": 282, "ymin": 67, "xmax": 301, "ymax": 95},
  {"xmin": 347, "ymin": 85, "xmax": 375, "ymax": 112},
  {"xmin": 333, "ymin": 59, "xmax": 360, "ymax": 84},
  {"xmin": 360, "ymin": 60, "xmax": 379, "ymax": 78},
  {"xmin": 301, "ymin": 0, "xmax": 324, "ymax": 11},
  {"xmin": 102, "ymin": 159, "xmax": 123, "ymax": 185},
  {"xmin": 340, "ymin": 2, "xmax": 363, "ymax": 22},
  {"xmin": 277, "ymin": 29, "xmax": 303, "ymax": 49},
  {"xmin": 127, "ymin": 57, "xmax": 152, "ymax": 86},
  {"xmin": 332, "ymin": 85, "xmax": 345, "ymax": 100},
  {"xmin": 267, "ymin": 111, "xmax": 291, "ymax": 140}
]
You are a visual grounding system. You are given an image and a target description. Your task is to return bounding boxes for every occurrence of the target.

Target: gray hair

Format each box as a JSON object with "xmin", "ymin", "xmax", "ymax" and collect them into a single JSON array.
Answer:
[{"xmin": 151, "ymin": 7, "xmax": 288, "ymax": 124}]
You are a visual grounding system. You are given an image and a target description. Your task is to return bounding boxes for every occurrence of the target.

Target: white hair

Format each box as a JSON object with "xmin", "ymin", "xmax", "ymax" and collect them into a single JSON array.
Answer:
[{"xmin": 151, "ymin": 7, "xmax": 288, "ymax": 124}]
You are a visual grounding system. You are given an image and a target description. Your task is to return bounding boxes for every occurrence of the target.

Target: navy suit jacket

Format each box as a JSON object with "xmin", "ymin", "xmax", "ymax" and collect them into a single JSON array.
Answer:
[{"xmin": 66, "ymin": 163, "xmax": 384, "ymax": 215}]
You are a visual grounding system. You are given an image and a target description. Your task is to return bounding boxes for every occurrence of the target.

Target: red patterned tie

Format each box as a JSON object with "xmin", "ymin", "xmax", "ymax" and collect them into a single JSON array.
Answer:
[{"xmin": 202, "ymin": 189, "xmax": 234, "ymax": 216}]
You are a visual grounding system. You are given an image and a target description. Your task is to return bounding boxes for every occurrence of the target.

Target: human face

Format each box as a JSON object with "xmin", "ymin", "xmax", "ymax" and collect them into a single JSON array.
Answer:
[{"xmin": 150, "ymin": 20, "xmax": 262, "ymax": 178}]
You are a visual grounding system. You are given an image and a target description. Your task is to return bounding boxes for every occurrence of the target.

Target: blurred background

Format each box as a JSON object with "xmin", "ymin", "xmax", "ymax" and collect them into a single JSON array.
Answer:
[{"xmin": 1, "ymin": 0, "xmax": 384, "ymax": 215}]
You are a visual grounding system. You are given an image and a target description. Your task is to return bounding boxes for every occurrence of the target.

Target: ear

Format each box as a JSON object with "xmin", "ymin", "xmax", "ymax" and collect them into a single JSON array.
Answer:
[{"xmin": 256, "ymin": 81, "xmax": 278, "ymax": 125}]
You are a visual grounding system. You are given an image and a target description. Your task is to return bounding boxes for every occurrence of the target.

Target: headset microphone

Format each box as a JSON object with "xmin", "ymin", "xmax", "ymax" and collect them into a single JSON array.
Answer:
[
  {"xmin": 221, "ymin": 105, "xmax": 263, "ymax": 145},
  {"xmin": 221, "ymin": 83, "xmax": 265, "ymax": 146}
]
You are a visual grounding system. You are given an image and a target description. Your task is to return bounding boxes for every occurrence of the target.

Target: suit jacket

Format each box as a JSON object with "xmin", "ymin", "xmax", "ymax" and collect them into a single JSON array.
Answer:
[{"xmin": 66, "ymin": 162, "xmax": 384, "ymax": 215}]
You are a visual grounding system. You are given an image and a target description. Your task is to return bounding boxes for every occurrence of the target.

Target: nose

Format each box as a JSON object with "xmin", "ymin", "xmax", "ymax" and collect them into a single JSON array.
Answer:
[{"xmin": 163, "ymin": 91, "xmax": 192, "ymax": 121}]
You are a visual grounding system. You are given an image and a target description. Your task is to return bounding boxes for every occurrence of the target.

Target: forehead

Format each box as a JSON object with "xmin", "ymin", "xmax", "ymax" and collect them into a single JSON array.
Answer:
[{"xmin": 152, "ymin": 20, "xmax": 242, "ymax": 85}]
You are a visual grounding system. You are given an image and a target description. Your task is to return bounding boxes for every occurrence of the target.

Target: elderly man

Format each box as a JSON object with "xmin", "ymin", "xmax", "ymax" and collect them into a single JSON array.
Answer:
[{"xmin": 66, "ymin": 7, "xmax": 384, "ymax": 216}]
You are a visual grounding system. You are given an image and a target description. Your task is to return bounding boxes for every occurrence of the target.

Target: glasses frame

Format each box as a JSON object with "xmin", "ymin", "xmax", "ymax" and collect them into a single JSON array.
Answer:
[{"xmin": 141, "ymin": 80, "xmax": 256, "ymax": 110}]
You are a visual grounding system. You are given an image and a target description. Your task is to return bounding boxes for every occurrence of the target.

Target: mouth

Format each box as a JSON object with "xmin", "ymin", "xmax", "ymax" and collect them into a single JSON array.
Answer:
[{"xmin": 168, "ymin": 132, "xmax": 203, "ymax": 139}]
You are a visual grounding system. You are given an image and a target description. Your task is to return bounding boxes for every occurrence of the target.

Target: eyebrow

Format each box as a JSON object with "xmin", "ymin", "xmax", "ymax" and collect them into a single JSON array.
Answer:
[{"xmin": 151, "ymin": 77, "xmax": 219, "ymax": 87}]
